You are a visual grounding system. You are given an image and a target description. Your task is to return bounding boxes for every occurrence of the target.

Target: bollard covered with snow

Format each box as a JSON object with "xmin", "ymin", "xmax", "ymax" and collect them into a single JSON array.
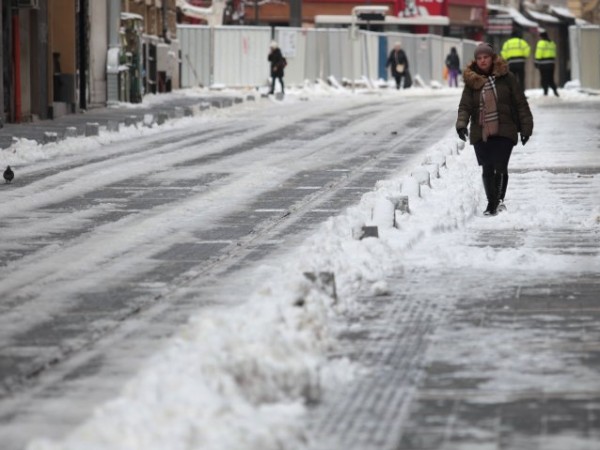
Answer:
[
  {"xmin": 43, "ymin": 132, "xmax": 59, "ymax": 144},
  {"xmin": 173, "ymin": 107, "xmax": 184, "ymax": 118},
  {"xmin": 388, "ymin": 195, "xmax": 410, "ymax": 215},
  {"xmin": 370, "ymin": 197, "xmax": 396, "ymax": 229},
  {"xmin": 426, "ymin": 153, "xmax": 446, "ymax": 168},
  {"xmin": 85, "ymin": 123, "xmax": 100, "ymax": 137},
  {"xmin": 63, "ymin": 127, "xmax": 78, "ymax": 139},
  {"xmin": 125, "ymin": 116, "xmax": 139, "ymax": 127},
  {"xmin": 387, "ymin": 195, "xmax": 410, "ymax": 228},
  {"xmin": 143, "ymin": 114, "xmax": 155, "ymax": 127},
  {"xmin": 401, "ymin": 176, "xmax": 421, "ymax": 198},
  {"xmin": 411, "ymin": 167, "xmax": 431, "ymax": 187},
  {"xmin": 157, "ymin": 112, "xmax": 169, "ymax": 125},
  {"xmin": 107, "ymin": 120, "xmax": 120, "ymax": 132},
  {"xmin": 423, "ymin": 163, "xmax": 440, "ymax": 179}
]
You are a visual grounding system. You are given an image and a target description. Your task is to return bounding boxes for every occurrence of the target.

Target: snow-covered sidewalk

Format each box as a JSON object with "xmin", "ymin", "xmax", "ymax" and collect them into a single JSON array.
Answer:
[
  {"xmin": 306, "ymin": 92, "xmax": 600, "ymax": 450},
  {"xmin": 14, "ymin": 87, "xmax": 600, "ymax": 450}
]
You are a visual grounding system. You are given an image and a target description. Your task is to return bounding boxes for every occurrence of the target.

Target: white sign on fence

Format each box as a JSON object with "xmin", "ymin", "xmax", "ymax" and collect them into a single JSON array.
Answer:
[{"xmin": 278, "ymin": 29, "xmax": 298, "ymax": 57}]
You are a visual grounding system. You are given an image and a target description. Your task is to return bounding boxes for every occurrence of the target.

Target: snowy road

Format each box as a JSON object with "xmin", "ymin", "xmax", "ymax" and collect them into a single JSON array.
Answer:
[{"xmin": 0, "ymin": 93, "xmax": 458, "ymax": 449}]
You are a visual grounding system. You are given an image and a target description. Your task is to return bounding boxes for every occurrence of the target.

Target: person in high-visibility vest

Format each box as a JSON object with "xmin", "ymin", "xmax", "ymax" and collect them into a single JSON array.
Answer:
[
  {"xmin": 535, "ymin": 31, "xmax": 559, "ymax": 97},
  {"xmin": 501, "ymin": 30, "xmax": 531, "ymax": 92}
]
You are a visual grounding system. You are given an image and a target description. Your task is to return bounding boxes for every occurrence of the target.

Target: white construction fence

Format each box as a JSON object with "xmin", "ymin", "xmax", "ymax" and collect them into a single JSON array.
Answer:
[
  {"xmin": 179, "ymin": 24, "xmax": 598, "ymax": 91},
  {"xmin": 178, "ymin": 25, "xmax": 478, "ymax": 89},
  {"xmin": 569, "ymin": 25, "xmax": 600, "ymax": 91}
]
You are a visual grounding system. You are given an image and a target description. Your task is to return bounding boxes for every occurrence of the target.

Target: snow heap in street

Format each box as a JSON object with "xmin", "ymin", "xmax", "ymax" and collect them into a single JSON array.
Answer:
[{"xmin": 28, "ymin": 128, "xmax": 481, "ymax": 450}]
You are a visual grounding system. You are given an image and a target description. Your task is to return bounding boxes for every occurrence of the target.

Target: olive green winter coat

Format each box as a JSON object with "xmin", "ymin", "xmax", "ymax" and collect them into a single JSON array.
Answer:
[{"xmin": 456, "ymin": 57, "xmax": 533, "ymax": 145}]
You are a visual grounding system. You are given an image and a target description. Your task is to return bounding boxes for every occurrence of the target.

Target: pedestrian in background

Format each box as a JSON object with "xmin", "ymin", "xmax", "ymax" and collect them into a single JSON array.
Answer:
[
  {"xmin": 386, "ymin": 42, "xmax": 410, "ymax": 90},
  {"xmin": 445, "ymin": 47, "xmax": 461, "ymax": 87},
  {"xmin": 456, "ymin": 43, "xmax": 533, "ymax": 216},
  {"xmin": 501, "ymin": 30, "xmax": 531, "ymax": 92},
  {"xmin": 268, "ymin": 41, "xmax": 285, "ymax": 95},
  {"xmin": 535, "ymin": 31, "xmax": 559, "ymax": 97}
]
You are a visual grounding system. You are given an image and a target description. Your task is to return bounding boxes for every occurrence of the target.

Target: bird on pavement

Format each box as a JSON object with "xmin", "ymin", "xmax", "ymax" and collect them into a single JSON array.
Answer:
[{"xmin": 4, "ymin": 166, "xmax": 14, "ymax": 183}]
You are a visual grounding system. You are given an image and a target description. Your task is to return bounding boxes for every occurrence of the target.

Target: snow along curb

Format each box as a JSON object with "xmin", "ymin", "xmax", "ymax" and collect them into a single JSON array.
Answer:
[{"xmin": 28, "ymin": 134, "xmax": 482, "ymax": 450}]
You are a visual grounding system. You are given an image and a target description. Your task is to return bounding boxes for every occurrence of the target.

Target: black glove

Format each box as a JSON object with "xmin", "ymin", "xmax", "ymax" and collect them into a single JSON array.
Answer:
[
  {"xmin": 457, "ymin": 128, "xmax": 469, "ymax": 142},
  {"xmin": 521, "ymin": 135, "xmax": 530, "ymax": 145}
]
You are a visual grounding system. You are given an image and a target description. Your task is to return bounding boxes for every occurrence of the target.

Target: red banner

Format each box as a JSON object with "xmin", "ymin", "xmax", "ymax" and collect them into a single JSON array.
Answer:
[{"xmin": 416, "ymin": 0, "xmax": 446, "ymax": 16}]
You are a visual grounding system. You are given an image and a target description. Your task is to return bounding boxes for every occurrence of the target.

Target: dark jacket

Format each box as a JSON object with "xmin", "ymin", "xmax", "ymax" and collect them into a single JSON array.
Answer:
[
  {"xmin": 268, "ymin": 48, "xmax": 285, "ymax": 78},
  {"xmin": 456, "ymin": 57, "xmax": 533, "ymax": 145},
  {"xmin": 445, "ymin": 51, "xmax": 460, "ymax": 71},
  {"xmin": 386, "ymin": 49, "xmax": 409, "ymax": 75}
]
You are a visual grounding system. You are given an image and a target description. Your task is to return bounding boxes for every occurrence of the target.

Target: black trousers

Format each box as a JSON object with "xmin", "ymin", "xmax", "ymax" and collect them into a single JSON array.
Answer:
[
  {"xmin": 393, "ymin": 73, "xmax": 406, "ymax": 89},
  {"xmin": 508, "ymin": 62, "xmax": 526, "ymax": 92},
  {"xmin": 474, "ymin": 137, "xmax": 514, "ymax": 173},
  {"xmin": 270, "ymin": 76, "xmax": 284, "ymax": 94},
  {"xmin": 538, "ymin": 64, "xmax": 558, "ymax": 95}
]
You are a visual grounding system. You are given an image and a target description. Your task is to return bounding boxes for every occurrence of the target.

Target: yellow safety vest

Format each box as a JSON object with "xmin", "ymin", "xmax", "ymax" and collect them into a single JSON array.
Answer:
[
  {"xmin": 535, "ymin": 39, "xmax": 557, "ymax": 63},
  {"xmin": 501, "ymin": 37, "xmax": 531, "ymax": 63}
]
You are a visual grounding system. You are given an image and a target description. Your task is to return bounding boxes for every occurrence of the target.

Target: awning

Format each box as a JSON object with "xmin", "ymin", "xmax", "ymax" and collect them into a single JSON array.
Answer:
[
  {"xmin": 487, "ymin": 5, "xmax": 538, "ymax": 29},
  {"xmin": 121, "ymin": 12, "xmax": 144, "ymax": 22},
  {"xmin": 549, "ymin": 6, "xmax": 587, "ymax": 24},
  {"xmin": 525, "ymin": 8, "xmax": 561, "ymax": 24},
  {"xmin": 386, "ymin": 15, "xmax": 450, "ymax": 26},
  {"xmin": 314, "ymin": 14, "xmax": 449, "ymax": 27},
  {"xmin": 550, "ymin": 6, "xmax": 576, "ymax": 20}
]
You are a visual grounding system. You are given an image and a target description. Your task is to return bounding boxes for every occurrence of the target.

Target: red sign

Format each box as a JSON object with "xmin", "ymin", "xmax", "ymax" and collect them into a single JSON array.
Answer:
[
  {"xmin": 401, "ymin": 0, "xmax": 447, "ymax": 17},
  {"xmin": 416, "ymin": 0, "xmax": 446, "ymax": 16}
]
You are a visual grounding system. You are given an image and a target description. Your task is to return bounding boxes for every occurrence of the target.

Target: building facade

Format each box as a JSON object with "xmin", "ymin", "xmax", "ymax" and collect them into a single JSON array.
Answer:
[{"xmin": 0, "ymin": 0, "xmax": 179, "ymax": 125}]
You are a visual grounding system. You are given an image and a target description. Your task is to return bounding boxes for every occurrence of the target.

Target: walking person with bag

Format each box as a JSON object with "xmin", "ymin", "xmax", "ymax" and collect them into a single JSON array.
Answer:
[
  {"xmin": 268, "ymin": 41, "xmax": 286, "ymax": 95},
  {"xmin": 386, "ymin": 42, "xmax": 410, "ymax": 90},
  {"xmin": 445, "ymin": 47, "xmax": 461, "ymax": 88},
  {"xmin": 456, "ymin": 43, "xmax": 534, "ymax": 216}
]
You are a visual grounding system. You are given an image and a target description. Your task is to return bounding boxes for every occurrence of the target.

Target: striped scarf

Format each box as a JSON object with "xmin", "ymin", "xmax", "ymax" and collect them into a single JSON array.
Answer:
[{"xmin": 479, "ymin": 76, "xmax": 499, "ymax": 142}]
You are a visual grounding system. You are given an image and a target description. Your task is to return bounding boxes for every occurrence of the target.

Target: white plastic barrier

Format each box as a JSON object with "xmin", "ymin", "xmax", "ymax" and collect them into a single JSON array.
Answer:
[
  {"xmin": 213, "ymin": 26, "xmax": 272, "ymax": 87},
  {"xmin": 274, "ymin": 27, "xmax": 308, "ymax": 86},
  {"xmin": 570, "ymin": 25, "xmax": 600, "ymax": 90},
  {"xmin": 179, "ymin": 26, "xmax": 211, "ymax": 88},
  {"xmin": 178, "ymin": 24, "xmax": 480, "ymax": 89}
]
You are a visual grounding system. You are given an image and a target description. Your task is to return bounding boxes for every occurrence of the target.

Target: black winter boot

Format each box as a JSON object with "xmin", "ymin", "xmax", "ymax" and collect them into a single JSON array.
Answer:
[
  {"xmin": 496, "ymin": 173, "xmax": 508, "ymax": 212},
  {"xmin": 482, "ymin": 174, "xmax": 498, "ymax": 216}
]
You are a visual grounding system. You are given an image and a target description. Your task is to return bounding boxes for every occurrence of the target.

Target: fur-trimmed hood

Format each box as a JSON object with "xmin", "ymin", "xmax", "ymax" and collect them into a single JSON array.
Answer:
[{"xmin": 462, "ymin": 57, "xmax": 510, "ymax": 90}]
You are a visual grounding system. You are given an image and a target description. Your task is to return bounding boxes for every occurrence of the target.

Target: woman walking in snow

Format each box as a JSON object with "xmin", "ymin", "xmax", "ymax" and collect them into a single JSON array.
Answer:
[
  {"xmin": 445, "ymin": 47, "xmax": 460, "ymax": 88},
  {"xmin": 386, "ymin": 42, "xmax": 410, "ymax": 90},
  {"xmin": 456, "ymin": 42, "xmax": 533, "ymax": 216},
  {"xmin": 268, "ymin": 41, "xmax": 285, "ymax": 95}
]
